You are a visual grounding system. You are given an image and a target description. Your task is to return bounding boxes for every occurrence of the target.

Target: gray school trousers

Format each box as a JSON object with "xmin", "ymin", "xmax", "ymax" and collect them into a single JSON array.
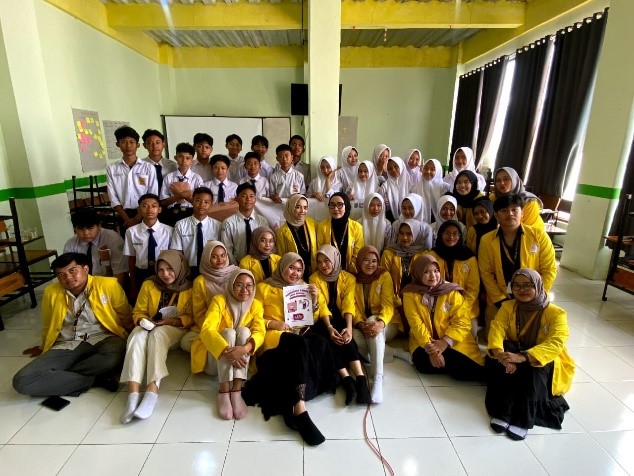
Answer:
[{"xmin": 12, "ymin": 335, "xmax": 126, "ymax": 397}]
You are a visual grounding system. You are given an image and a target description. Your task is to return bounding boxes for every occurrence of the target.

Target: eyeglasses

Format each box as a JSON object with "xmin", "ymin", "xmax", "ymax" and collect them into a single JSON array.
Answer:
[
  {"xmin": 442, "ymin": 232, "xmax": 461, "ymax": 238},
  {"xmin": 511, "ymin": 283, "xmax": 535, "ymax": 292},
  {"xmin": 233, "ymin": 283, "xmax": 254, "ymax": 291},
  {"xmin": 328, "ymin": 202, "xmax": 345, "ymax": 210}
]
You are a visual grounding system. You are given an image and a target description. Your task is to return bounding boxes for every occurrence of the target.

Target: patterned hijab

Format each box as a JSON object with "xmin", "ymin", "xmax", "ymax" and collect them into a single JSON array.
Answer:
[
  {"xmin": 283, "ymin": 194, "xmax": 309, "ymax": 228},
  {"xmin": 150, "ymin": 250, "xmax": 192, "ymax": 292},
  {"xmin": 316, "ymin": 244, "xmax": 342, "ymax": 283},
  {"xmin": 263, "ymin": 252, "xmax": 305, "ymax": 289}
]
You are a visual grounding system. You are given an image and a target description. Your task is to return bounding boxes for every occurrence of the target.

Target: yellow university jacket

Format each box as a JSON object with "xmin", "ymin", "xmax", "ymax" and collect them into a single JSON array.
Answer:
[
  {"xmin": 403, "ymin": 290, "xmax": 484, "ymax": 365},
  {"xmin": 457, "ymin": 192, "xmax": 486, "ymax": 228},
  {"xmin": 353, "ymin": 271, "xmax": 403, "ymax": 331},
  {"xmin": 41, "ymin": 275, "xmax": 132, "ymax": 352},
  {"xmin": 489, "ymin": 192, "xmax": 545, "ymax": 230},
  {"xmin": 276, "ymin": 218, "xmax": 318, "ymax": 272},
  {"xmin": 191, "ymin": 295, "xmax": 266, "ymax": 373},
  {"xmin": 255, "ymin": 281, "xmax": 328, "ymax": 354},
  {"xmin": 488, "ymin": 301, "xmax": 575, "ymax": 395},
  {"xmin": 380, "ymin": 248, "xmax": 424, "ymax": 306},
  {"xmin": 478, "ymin": 225, "xmax": 556, "ymax": 305},
  {"xmin": 425, "ymin": 251, "xmax": 480, "ymax": 319},
  {"xmin": 133, "ymin": 280, "xmax": 194, "ymax": 328},
  {"xmin": 239, "ymin": 254, "xmax": 282, "ymax": 284},
  {"xmin": 316, "ymin": 218, "xmax": 364, "ymax": 273},
  {"xmin": 191, "ymin": 275, "xmax": 214, "ymax": 332},
  {"xmin": 309, "ymin": 270, "xmax": 357, "ymax": 318}
]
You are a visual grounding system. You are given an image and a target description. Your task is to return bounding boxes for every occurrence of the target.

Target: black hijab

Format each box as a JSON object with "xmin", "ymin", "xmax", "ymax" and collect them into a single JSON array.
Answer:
[
  {"xmin": 452, "ymin": 170, "xmax": 480, "ymax": 208},
  {"xmin": 329, "ymin": 192, "xmax": 351, "ymax": 267},
  {"xmin": 471, "ymin": 197, "xmax": 498, "ymax": 252}
]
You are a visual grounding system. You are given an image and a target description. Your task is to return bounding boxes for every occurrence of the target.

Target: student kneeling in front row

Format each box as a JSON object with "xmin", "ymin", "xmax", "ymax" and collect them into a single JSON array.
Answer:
[{"xmin": 13, "ymin": 253, "xmax": 133, "ymax": 397}]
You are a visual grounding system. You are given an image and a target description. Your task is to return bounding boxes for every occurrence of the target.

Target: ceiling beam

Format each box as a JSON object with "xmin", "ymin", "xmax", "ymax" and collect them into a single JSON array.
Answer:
[
  {"xmin": 460, "ymin": 0, "xmax": 601, "ymax": 63},
  {"xmin": 106, "ymin": 1, "xmax": 525, "ymax": 31}
]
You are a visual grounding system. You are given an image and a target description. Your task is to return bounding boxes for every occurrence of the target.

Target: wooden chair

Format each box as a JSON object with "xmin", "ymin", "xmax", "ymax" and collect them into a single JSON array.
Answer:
[{"xmin": 539, "ymin": 194, "xmax": 562, "ymax": 225}]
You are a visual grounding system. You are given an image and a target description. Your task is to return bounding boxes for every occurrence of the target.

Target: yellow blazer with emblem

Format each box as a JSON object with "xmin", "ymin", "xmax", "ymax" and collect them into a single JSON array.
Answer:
[
  {"xmin": 478, "ymin": 225, "xmax": 556, "ymax": 305},
  {"xmin": 353, "ymin": 270, "xmax": 402, "ymax": 331},
  {"xmin": 457, "ymin": 191, "xmax": 486, "ymax": 228},
  {"xmin": 424, "ymin": 251, "xmax": 480, "ymax": 319},
  {"xmin": 191, "ymin": 295, "xmax": 266, "ymax": 373},
  {"xmin": 239, "ymin": 254, "xmax": 282, "ymax": 283},
  {"xmin": 191, "ymin": 275, "xmax": 216, "ymax": 332},
  {"xmin": 133, "ymin": 279, "xmax": 193, "ymax": 328},
  {"xmin": 309, "ymin": 270, "xmax": 356, "ymax": 318},
  {"xmin": 276, "ymin": 218, "xmax": 318, "ymax": 272},
  {"xmin": 488, "ymin": 300, "xmax": 575, "ymax": 395},
  {"xmin": 255, "ymin": 281, "xmax": 328, "ymax": 354},
  {"xmin": 316, "ymin": 218, "xmax": 364, "ymax": 273},
  {"xmin": 41, "ymin": 275, "xmax": 131, "ymax": 353},
  {"xmin": 403, "ymin": 290, "xmax": 484, "ymax": 365}
]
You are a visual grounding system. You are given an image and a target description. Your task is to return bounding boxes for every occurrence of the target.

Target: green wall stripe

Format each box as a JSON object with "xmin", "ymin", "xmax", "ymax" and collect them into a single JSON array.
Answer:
[
  {"xmin": 576, "ymin": 183, "xmax": 621, "ymax": 199},
  {"xmin": 0, "ymin": 174, "xmax": 107, "ymax": 202}
]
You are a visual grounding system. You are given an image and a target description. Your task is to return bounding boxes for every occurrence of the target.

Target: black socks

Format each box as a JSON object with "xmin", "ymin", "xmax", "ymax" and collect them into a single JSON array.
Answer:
[
  {"xmin": 355, "ymin": 376, "xmax": 371, "ymax": 405},
  {"xmin": 342, "ymin": 376, "xmax": 356, "ymax": 405},
  {"xmin": 295, "ymin": 411, "xmax": 325, "ymax": 446}
]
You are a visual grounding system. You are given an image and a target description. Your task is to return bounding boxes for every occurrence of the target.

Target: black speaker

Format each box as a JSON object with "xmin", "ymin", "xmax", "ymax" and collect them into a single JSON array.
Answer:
[
  {"xmin": 291, "ymin": 83, "xmax": 308, "ymax": 116},
  {"xmin": 291, "ymin": 83, "xmax": 342, "ymax": 116}
]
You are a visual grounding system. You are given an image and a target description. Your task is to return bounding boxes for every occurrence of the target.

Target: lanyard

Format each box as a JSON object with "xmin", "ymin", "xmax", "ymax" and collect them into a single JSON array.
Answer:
[
  {"xmin": 67, "ymin": 287, "xmax": 93, "ymax": 339},
  {"xmin": 501, "ymin": 234, "xmax": 521, "ymax": 265},
  {"xmin": 428, "ymin": 296, "xmax": 439, "ymax": 340},
  {"xmin": 514, "ymin": 304, "xmax": 539, "ymax": 350}
]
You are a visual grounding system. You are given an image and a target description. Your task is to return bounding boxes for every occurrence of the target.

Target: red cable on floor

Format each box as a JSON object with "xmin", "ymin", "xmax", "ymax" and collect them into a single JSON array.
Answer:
[{"xmin": 363, "ymin": 403, "xmax": 395, "ymax": 476}]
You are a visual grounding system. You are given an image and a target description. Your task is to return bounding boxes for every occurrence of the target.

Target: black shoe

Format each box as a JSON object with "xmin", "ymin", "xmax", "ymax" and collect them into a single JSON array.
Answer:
[
  {"xmin": 93, "ymin": 375, "xmax": 119, "ymax": 393},
  {"xmin": 294, "ymin": 411, "xmax": 325, "ymax": 446},
  {"xmin": 342, "ymin": 376, "xmax": 356, "ymax": 405},
  {"xmin": 355, "ymin": 376, "xmax": 371, "ymax": 405}
]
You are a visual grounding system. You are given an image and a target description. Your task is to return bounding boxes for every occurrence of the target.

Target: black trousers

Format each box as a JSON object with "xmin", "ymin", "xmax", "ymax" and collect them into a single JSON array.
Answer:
[{"xmin": 412, "ymin": 346, "xmax": 485, "ymax": 381}]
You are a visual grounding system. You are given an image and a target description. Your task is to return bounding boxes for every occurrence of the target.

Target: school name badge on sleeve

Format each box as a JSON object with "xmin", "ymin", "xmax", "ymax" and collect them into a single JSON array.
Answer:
[{"xmin": 529, "ymin": 242, "xmax": 540, "ymax": 254}]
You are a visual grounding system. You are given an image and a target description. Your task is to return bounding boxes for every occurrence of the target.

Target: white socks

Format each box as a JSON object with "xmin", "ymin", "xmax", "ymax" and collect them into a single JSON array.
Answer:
[
  {"xmin": 507, "ymin": 424, "xmax": 528, "ymax": 440},
  {"xmin": 133, "ymin": 391, "xmax": 159, "ymax": 420},
  {"xmin": 120, "ymin": 392, "xmax": 140, "ymax": 424},
  {"xmin": 371, "ymin": 375, "xmax": 383, "ymax": 404},
  {"xmin": 390, "ymin": 346, "xmax": 413, "ymax": 364}
]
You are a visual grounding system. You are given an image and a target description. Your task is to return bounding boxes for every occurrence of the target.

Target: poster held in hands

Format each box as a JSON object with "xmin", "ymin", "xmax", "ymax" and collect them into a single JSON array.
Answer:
[{"xmin": 283, "ymin": 284, "xmax": 314, "ymax": 328}]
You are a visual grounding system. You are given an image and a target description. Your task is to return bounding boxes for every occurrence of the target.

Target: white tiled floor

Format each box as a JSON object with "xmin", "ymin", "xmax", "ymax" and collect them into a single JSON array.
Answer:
[{"xmin": 0, "ymin": 266, "xmax": 632, "ymax": 475}]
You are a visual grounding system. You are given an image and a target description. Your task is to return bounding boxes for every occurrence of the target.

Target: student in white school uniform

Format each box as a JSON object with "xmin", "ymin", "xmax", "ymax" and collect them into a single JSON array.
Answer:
[
  {"xmin": 204, "ymin": 155, "xmax": 239, "ymax": 204},
  {"xmin": 289, "ymin": 134, "xmax": 311, "ymax": 186},
  {"xmin": 226, "ymin": 134, "xmax": 246, "ymax": 183},
  {"xmin": 250, "ymin": 135, "xmax": 274, "ymax": 179},
  {"xmin": 159, "ymin": 142, "xmax": 204, "ymax": 226},
  {"xmin": 443, "ymin": 146, "xmax": 487, "ymax": 192},
  {"xmin": 123, "ymin": 194, "xmax": 173, "ymax": 301},
  {"xmin": 269, "ymin": 144, "xmax": 305, "ymax": 203},
  {"xmin": 221, "ymin": 183, "xmax": 269, "ymax": 265},
  {"xmin": 405, "ymin": 148, "xmax": 423, "ymax": 186},
  {"xmin": 142, "ymin": 129, "xmax": 177, "ymax": 193},
  {"xmin": 380, "ymin": 156, "xmax": 410, "ymax": 223},
  {"xmin": 410, "ymin": 158, "xmax": 451, "ymax": 224},
  {"xmin": 307, "ymin": 155, "xmax": 343, "ymax": 202},
  {"xmin": 106, "ymin": 126, "xmax": 159, "ymax": 229},
  {"xmin": 63, "ymin": 210, "xmax": 128, "ymax": 284},
  {"xmin": 239, "ymin": 151, "xmax": 271, "ymax": 198},
  {"xmin": 170, "ymin": 186, "xmax": 222, "ymax": 279},
  {"xmin": 337, "ymin": 146, "xmax": 359, "ymax": 196},
  {"xmin": 191, "ymin": 133, "xmax": 214, "ymax": 182}
]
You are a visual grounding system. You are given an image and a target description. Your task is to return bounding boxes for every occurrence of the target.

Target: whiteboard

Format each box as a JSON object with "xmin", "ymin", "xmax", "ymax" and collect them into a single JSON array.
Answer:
[{"xmin": 162, "ymin": 116, "xmax": 290, "ymax": 166}]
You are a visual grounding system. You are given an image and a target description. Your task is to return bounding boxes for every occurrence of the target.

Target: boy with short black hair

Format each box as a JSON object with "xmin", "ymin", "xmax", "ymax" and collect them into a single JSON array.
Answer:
[
  {"xmin": 63, "ymin": 210, "xmax": 128, "ymax": 283},
  {"xmin": 226, "ymin": 133, "xmax": 245, "ymax": 183},
  {"xmin": 239, "ymin": 151, "xmax": 270, "ymax": 198},
  {"xmin": 170, "ymin": 186, "xmax": 222, "ymax": 277},
  {"xmin": 290, "ymin": 134, "xmax": 311, "ymax": 184},
  {"xmin": 123, "ymin": 193, "xmax": 173, "ymax": 299},
  {"xmin": 269, "ymin": 144, "xmax": 305, "ymax": 203},
  {"xmin": 221, "ymin": 182, "xmax": 269, "ymax": 264},
  {"xmin": 191, "ymin": 133, "xmax": 214, "ymax": 182},
  {"xmin": 204, "ymin": 154, "xmax": 238, "ymax": 204},
  {"xmin": 142, "ymin": 129, "xmax": 177, "ymax": 192},
  {"xmin": 159, "ymin": 142, "xmax": 204, "ymax": 226},
  {"xmin": 107, "ymin": 126, "xmax": 159, "ymax": 229},
  {"xmin": 251, "ymin": 135, "xmax": 274, "ymax": 178}
]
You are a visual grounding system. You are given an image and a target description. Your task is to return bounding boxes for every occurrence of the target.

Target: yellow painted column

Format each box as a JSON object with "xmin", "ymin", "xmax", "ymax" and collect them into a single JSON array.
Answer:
[
  {"xmin": 560, "ymin": 0, "xmax": 634, "ymax": 279},
  {"xmin": 306, "ymin": 0, "xmax": 341, "ymax": 172}
]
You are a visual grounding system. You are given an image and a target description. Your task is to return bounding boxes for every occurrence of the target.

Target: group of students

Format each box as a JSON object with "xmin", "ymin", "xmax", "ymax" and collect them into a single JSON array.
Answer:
[{"xmin": 11, "ymin": 127, "xmax": 575, "ymax": 447}]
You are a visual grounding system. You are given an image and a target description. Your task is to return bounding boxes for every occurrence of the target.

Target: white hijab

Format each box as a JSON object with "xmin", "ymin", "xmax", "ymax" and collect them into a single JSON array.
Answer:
[
  {"xmin": 390, "ymin": 193, "xmax": 426, "ymax": 245},
  {"xmin": 312, "ymin": 155, "xmax": 342, "ymax": 195},
  {"xmin": 417, "ymin": 158, "xmax": 449, "ymax": 222},
  {"xmin": 382, "ymin": 157, "xmax": 410, "ymax": 217},
  {"xmin": 339, "ymin": 146, "xmax": 359, "ymax": 188},
  {"xmin": 347, "ymin": 160, "xmax": 378, "ymax": 199},
  {"xmin": 443, "ymin": 147, "xmax": 487, "ymax": 190},
  {"xmin": 405, "ymin": 149, "xmax": 423, "ymax": 186},
  {"xmin": 360, "ymin": 193, "xmax": 390, "ymax": 253}
]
